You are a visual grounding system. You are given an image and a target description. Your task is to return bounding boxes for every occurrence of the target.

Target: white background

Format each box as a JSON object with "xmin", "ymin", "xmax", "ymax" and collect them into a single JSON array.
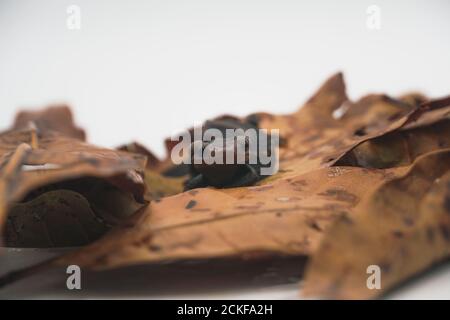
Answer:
[
  {"xmin": 0, "ymin": 0, "xmax": 449, "ymax": 299},
  {"xmin": 1, "ymin": 0, "xmax": 450, "ymax": 157}
]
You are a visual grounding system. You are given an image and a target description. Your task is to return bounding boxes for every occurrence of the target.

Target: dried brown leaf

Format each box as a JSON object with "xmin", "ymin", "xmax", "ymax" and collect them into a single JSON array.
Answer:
[
  {"xmin": 0, "ymin": 122, "xmax": 147, "ymax": 247},
  {"xmin": 5, "ymin": 189, "xmax": 109, "ymax": 247},
  {"xmin": 3, "ymin": 75, "xmax": 450, "ymax": 300},
  {"xmin": 11, "ymin": 105, "xmax": 86, "ymax": 141},
  {"xmin": 303, "ymin": 149, "xmax": 450, "ymax": 299},
  {"xmin": 54, "ymin": 165, "xmax": 406, "ymax": 269},
  {"xmin": 51, "ymin": 74, "xmax": 450, "ymax": 271}
]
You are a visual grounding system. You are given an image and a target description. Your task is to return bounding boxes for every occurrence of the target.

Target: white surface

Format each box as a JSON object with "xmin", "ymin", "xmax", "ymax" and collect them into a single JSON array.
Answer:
[
  {"xmin": 0, "ymin": 0, "xmax": 449, "ymax": 299},
  {"xmin": 1, "ymin": 248, "xmax": 449, "ymax": 299},
  {"xmin": 0, "ymin": 248, "xmax": 304, "ymax": 299}
]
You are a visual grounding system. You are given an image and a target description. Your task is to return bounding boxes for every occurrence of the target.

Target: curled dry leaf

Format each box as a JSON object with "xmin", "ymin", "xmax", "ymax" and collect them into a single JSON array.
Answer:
[
  {"xmin": 116, "ymin": 142, "xmax": 185, "ymax": 201},
  {"xmin": 302, "ymin": 149, "xmax": 450, "ymax": 299},
  {"xmin": 0, "ymin": 109, "xmax": 147, "ymax": 247},
  {"xmin": 54, "ymin": 165, "xmax": 406, "ymax": 269},
  {"xmin": 2, "ymin": 75, "xmax": 450, "ymax": 300},
  {"xmin": 117, "ymin": 142, "xmax": 161, "ymax": 169},
  {"xmin": 336, "ymin": 96, "xmax": 450, "ymax": 167},
  {"xmin": 5, "ymin": 190, "xmax": 109, "ymax": 247},
  {"xmin": 257, "ymin": 74, "xmax": 442, "ymax": 181},
  {"xmin": 52, "ymin": 74, "xmax": 450, "ymax": 271},
  {"xmin": 11, "ymin": 105, "xmax": 86, "ymax": 141}
]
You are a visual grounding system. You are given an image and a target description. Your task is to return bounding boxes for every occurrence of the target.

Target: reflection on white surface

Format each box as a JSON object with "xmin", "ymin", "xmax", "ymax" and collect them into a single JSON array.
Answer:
[
  {"xmin": 385, "ymin": 262, "xmax": 450, "ymax": 300},
  {"xmin": 0, "ymin": 248, "xmax": 449, "ymax": 299}
]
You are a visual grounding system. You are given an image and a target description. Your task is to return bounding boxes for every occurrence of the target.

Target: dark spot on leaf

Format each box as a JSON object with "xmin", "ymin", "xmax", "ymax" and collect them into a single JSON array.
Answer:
[
  {"xmin": 439, "ymin": 224, "xmax": 450, "ymax": 242},
  {"xmin": 308, "ymin": 220, "xmax": 322, "ymax": 232},
  {"xmin": 426, "ymin": 227, "xmax": 435, "ymax": 243},
  {"xmin": 444, "ymin": 195, "xmax": 450, "ymax": 214},
  {"xmin": 185, "ymin": 200, "xmax": 197, "ymax": 210},
  {"xmin": 83, "ymin": 157, "xmax": 100, "ymax": 166},
  {"xmin": 353, "ymin": 127, "xmax": 367, "ymax": 136},
  {"xmin": 292, "ymin": 179, "xmax": 307, "ymax": 186},
  {"xmin": 319, "ymin": 188, "xmax": 358, "ymax": 204},
  {"xmin": 340, "ymin": 214, "xmax": 354, "ymax": 225},
  {"xmin": 392, "ymin": 230, "xmax": 404, "ymax": 238},
  {"xmin": 403, "ymin": 217, "xmax": 415, "ymax": 226},
  {"xmin": 148, "ymin": 244, "xmax": 162, "ymax": 252},
  {"xmin": 380, "ymin": 262, "xmax": 392, "ymax": 273}
]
